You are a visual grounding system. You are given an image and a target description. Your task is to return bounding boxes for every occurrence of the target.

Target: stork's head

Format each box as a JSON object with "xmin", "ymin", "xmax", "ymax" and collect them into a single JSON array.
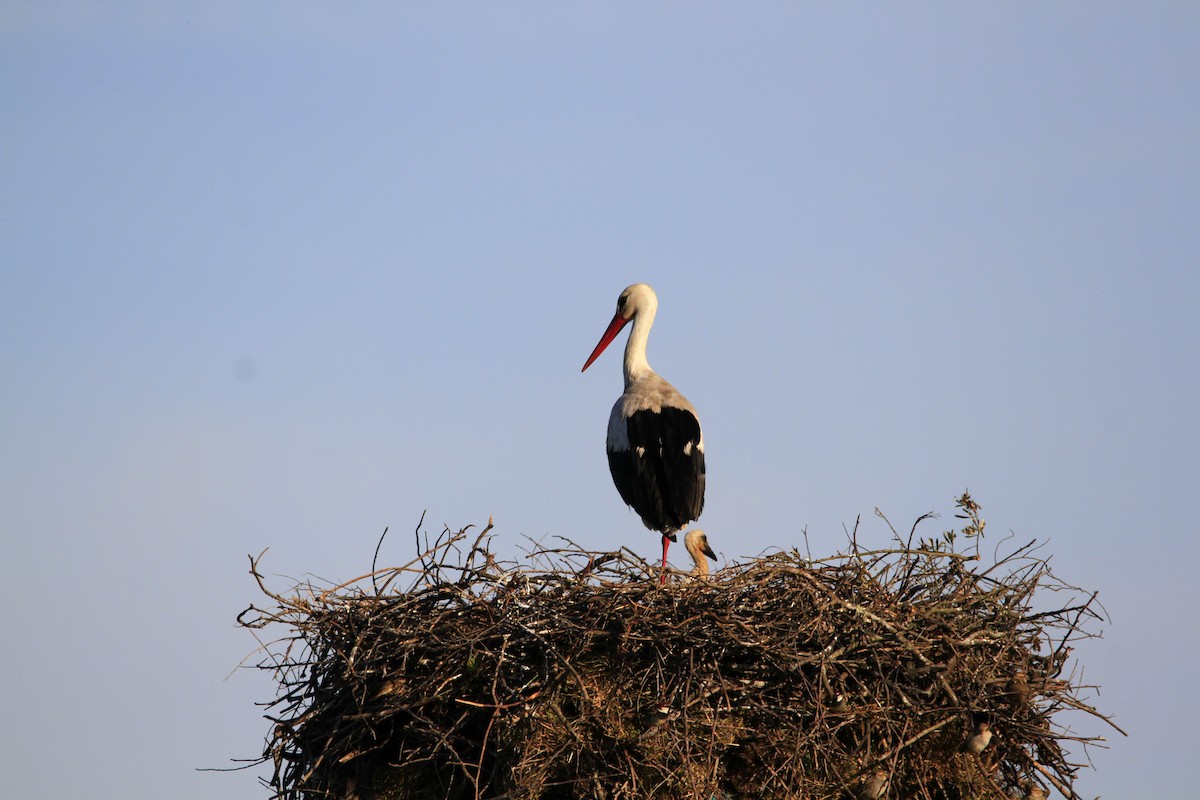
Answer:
[
  {"xmin": 684, "ymin": 529, "xmax": 716, "ymax": 562},
  {"xmin": 581, "ymin": 283, "xmax": 658, "ymax": 372},
  {"xmin": 614, "ymin": 283, "xmax": 658, "ymax": 320}
]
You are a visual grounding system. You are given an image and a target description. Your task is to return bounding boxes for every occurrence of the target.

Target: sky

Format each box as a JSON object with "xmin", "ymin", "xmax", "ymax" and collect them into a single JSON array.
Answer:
[{"xmin": 2, "ymin": 3, "xmax": 1197, "ymax": 798}]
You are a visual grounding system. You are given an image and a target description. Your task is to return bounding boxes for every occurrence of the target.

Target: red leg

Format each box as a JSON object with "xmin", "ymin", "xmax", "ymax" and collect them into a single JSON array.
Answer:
[{"xmin": 659, "ymin": 533, "xmax": 671, "ymax": 585}]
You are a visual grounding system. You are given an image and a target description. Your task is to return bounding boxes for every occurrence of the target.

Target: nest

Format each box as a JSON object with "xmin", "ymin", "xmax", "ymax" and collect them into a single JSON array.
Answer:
[{"xmin": 239, "ymin": 494, "xmax": 1121, "ymax": 800}]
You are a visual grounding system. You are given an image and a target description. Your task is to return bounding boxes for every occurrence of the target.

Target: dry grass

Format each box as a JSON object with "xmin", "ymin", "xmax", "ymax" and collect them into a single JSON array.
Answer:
[{"xmin": 238, "ymin": 493, "xmax": 1121, "ymax": 799}]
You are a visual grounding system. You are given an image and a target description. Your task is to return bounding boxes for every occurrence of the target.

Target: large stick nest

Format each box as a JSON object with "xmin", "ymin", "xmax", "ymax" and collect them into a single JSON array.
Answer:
[{"xmin": 239, "ymin": 494, "xmax": 1121, "ymax": 799}]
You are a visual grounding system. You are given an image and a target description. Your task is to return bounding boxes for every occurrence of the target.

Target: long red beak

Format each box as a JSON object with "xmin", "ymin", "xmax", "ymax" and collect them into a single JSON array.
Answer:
[{"xmin": 581, "ymin": 312, "xmax": 630, "ymax": 372}]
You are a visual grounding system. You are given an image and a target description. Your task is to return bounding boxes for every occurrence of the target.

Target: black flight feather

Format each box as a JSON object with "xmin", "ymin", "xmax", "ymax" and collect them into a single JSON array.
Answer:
[{"xmin": 607, "ymin": 406, "xmax": 705, "ymax": 533}]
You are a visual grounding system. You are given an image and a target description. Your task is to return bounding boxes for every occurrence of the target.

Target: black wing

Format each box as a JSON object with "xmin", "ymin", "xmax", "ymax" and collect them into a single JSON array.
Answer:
[{"xmin": 607, "ymin": 406, "xmax": 705, "ymax": 532}]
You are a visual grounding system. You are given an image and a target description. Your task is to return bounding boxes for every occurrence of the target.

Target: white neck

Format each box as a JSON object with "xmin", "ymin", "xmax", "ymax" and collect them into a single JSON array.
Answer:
[{"xmin": 623, "ymin": 303, "xmax": 656, "ymax": 388}]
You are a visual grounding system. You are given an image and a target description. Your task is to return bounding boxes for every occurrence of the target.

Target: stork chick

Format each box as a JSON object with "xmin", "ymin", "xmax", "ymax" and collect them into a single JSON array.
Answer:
[{"xmin": 683, "ymin": 529, "xmax": 717, "ymax": 580}]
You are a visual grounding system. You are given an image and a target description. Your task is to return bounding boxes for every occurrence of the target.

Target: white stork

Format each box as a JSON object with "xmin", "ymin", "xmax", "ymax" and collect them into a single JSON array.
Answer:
[
  {"xmin": 581, "ymin": 283, "xmax": 706, "ymax": 584},
  {"xmin": 683, "ymin": 529, "xmax": 717, "ymax": 580}
]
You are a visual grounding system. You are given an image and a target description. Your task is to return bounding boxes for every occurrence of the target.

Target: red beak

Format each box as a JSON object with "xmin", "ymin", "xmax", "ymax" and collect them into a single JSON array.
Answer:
[{"xmin": 581, "ymin": 312, "xmax": 630, "ymax": 372}]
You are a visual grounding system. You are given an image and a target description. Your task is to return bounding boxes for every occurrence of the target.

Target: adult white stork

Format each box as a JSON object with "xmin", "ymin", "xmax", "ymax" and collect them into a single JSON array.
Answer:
[{"xmin": 581, "ymin": 283, "xmax": 706, "ymax": 584}]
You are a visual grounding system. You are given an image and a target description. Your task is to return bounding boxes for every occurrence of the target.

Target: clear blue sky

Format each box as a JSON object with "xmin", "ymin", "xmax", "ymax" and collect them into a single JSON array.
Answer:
[{"xmin": 2, "ymin": 3, "xmax": 1197, "ymax": 798}]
